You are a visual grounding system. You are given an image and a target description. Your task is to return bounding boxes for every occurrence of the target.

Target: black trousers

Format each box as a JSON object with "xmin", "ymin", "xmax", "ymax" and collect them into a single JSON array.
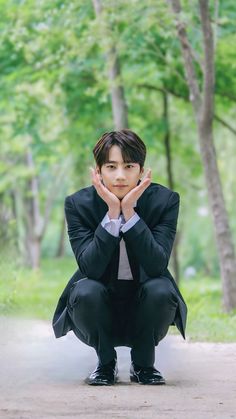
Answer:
[{"xmin": 67, "ymin": 276, "xmax": 178, "ymax": 367}]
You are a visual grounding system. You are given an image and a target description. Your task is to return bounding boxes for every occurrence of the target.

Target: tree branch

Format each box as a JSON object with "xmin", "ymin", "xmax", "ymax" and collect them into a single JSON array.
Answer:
[
  {"xmin": 214, "ymin": 114, "xmax": 236, "ymax": 136},
  {"xmin": 137, "ymin": 83, "xmax": 236, "ymax": 136}
]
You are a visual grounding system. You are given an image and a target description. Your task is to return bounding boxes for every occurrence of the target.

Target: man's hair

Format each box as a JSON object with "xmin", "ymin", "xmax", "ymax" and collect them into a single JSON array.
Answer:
[{"xmin": 93, "ymin": 129, "xmax": 146, "ymax": 170}]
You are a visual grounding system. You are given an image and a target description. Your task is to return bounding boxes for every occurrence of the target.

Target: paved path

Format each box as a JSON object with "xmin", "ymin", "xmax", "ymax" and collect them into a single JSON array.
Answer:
[{"xmin": 0, "ymin": 316, "xmax": 235, "ymax": 419}]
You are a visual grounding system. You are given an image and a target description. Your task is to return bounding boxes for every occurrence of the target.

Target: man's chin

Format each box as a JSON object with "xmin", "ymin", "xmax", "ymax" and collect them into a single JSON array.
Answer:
[
  {"xmin": 115, "ymin": 194, "xmax": 125, "ymax": 200},
  {"xmin": 113, "ymin": 192, "xmax": 126, "ymax": 200},
  {"xmin": 111, "ymin": 188, "xmax": 131, "ymax": 200}
]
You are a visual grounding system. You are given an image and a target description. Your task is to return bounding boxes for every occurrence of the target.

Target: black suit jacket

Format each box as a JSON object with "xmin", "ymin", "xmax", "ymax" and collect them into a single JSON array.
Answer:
[{"xmin": 52, "ymin": 181, "xmax": 187, "ymax": 340}]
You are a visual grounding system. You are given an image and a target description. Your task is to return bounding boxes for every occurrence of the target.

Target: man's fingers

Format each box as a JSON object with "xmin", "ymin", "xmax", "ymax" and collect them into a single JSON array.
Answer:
[
  {"xmin": 90, "ymin": 167, "xmax": 97, "ymax": 181},
  {"xmin": 90, "ymin": 167, "xmax": 102, "ymax": 188},
  {"xmin": 90, "ymin": 168, "xmax": 110, "ymax": 198},
  {"xmin": 143, "ymin": 168, "xmax": 152, "ymax": 179},
  {"xmin": 140, "ymin": 173, "xmax": 151, "ymax": 187},
  {"xmin": 139, "ymin": 169, "xmax": 151, "ymax": 186}
]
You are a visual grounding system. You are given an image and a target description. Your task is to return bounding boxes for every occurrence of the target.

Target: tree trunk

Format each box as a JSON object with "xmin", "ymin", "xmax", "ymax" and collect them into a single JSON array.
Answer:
[
  {"xmin": 25, "ymin": 149, "xmax": 43, "ymax": 269},
  {"xmin": 107, "ymin": 46, "xmax": 129, "ymax": 129},
  {"xmin": 23, "ymin": 147, "xmax": 67, "ymax": 269},
  {"xmin": 56, "ymin": 216, "xmax": 66, "ymax": 258},
  {"xmin": 26, "ymin": 236, "xmax": 41, "ymax": 269},
  {"xmin": 92, "ymin": 0, "xmax": 129, "ymax": 129},
  {"xmin": 11, "ymin": 188, "xmax": 25, "ymax": 259},
  {"xmin": 198, "ymin": 124, "xmax": 236, "ymax": 310},
  {"xmin": 169, "ymin": 0, "xmax": 236, "ymax": 310},
  {"xmin": 162, "ymin": 91, "xmax": 180, "ymax": 284}
]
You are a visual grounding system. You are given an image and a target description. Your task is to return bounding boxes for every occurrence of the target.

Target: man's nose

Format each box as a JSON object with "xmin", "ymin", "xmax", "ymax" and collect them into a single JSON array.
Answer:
[{"xmin": 115, "ymin": 169, "xmax": 126, "ymax": 179}]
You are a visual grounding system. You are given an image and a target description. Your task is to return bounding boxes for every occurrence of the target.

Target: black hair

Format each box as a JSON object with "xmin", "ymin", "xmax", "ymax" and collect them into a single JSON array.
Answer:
[{"xmin": 93, "ymin": 129, "xmax": 146, "ymax": 170}]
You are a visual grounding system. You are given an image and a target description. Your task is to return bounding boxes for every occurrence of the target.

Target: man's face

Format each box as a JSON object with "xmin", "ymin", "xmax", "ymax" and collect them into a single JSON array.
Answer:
[{"xmin": 97, "ymin": 145, "xmax": 144, "ymax": 199}]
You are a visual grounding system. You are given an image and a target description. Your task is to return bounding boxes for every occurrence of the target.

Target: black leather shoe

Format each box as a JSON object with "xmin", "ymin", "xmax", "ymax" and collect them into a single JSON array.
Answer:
[
  {"xmin": 85, "ymin": 359, "xmax": 118, "ymax": 386},
  {"xmin": 130, "ymin": 362, "xmax": 165, "ymax": 385}
]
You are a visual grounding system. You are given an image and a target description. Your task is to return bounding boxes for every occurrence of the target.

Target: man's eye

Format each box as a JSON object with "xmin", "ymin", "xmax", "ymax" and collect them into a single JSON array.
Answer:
[{"xmin": 106, "ymin": 164, "xmax": 134, "ymax": 169}]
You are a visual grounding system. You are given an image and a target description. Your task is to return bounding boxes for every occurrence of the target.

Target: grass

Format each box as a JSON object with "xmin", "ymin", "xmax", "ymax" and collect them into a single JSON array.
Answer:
[
  {"xmin": 176, "ymin": 278, "xmax": 236, "ymax": 342},
  {"xmin": 0, "ymin": 257, "xmax": 76, "ymax": 320},
  {"xmin": 0, "ymin": 256, "xmax": 236, "ymax": 343}
]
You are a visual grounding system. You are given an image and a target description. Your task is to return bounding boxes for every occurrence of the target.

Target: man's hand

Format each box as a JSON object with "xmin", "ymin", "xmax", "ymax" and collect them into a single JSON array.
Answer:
[
  {"xmin": 90, "ymin": 167, "xmax": 121, "ymax": 218},
  {"xmin": 121, "ymin": 168, "xmax": 152, "ymax": 221}
]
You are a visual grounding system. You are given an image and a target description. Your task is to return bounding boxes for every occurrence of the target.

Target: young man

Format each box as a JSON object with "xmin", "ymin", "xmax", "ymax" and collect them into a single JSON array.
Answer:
[{"xmin": 52, "ymin": 129, "xmax": 187, "ymax": 386}]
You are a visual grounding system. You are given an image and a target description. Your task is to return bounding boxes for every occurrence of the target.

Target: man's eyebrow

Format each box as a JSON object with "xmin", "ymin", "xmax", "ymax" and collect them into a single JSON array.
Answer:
[{"xmin": 105, "ymin": 160, "xmax": 135, "ymax": 164}]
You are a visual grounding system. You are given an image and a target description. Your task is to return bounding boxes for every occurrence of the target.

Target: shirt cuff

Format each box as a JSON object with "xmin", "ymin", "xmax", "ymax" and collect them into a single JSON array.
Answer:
[
  {"xmin": 101, "ymin": 212, "xmax": 122, "ymax": 237},
  {"xmin": 121, "ymin": 212, "xmax": 140, "ymax": 233}
]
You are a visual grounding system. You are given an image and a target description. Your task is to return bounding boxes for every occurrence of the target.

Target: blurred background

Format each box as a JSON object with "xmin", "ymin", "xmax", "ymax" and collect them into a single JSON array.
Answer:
[{"xmin": 0, "ymin": 0, "xmax": 236, "ymax": 342}]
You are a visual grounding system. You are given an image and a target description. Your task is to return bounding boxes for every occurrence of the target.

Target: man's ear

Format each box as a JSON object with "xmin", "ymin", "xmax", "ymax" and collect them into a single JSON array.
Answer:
[{"xmin": 140, "ymin": 167, "xmax": 144, "ymax": 179}]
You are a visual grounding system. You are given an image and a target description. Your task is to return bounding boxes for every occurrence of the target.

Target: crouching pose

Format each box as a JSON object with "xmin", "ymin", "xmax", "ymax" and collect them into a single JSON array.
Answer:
[{"xmin": 52, "ymin": 129, "xmax": 187, "ymax": 385}]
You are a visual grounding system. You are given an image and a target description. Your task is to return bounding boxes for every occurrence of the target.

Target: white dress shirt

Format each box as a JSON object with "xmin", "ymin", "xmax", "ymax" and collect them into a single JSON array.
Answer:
[{"xmin": 101, "ymin": 203, "xmax": 140, "ymax": 280}]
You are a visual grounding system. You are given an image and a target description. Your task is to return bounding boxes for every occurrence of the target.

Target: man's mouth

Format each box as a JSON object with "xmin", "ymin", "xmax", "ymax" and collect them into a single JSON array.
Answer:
[{"xmin": 114, "ymin": 185, "xmax": 128, "ymax": 188}]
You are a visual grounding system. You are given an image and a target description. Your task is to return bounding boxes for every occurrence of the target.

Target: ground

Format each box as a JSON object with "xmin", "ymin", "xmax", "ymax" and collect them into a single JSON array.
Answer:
[{"xmin": 0, "ymin": 316, "xmax": 235, "ymax": 419}]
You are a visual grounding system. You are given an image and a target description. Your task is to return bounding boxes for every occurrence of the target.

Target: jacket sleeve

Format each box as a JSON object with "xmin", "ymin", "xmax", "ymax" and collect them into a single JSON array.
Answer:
[
  {"xmin": 65, "ymin": 196, "xmax": 120, "ymax": 280},
  {"xmin": 122, "ymin": 191, "xmax": 180, "ymax": 278}
]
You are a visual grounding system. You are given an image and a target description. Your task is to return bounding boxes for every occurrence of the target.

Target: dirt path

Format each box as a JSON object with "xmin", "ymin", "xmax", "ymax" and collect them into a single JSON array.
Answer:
[{"xmin": 0, "ymin": 316, "xmax": 235, "ymax": 419}]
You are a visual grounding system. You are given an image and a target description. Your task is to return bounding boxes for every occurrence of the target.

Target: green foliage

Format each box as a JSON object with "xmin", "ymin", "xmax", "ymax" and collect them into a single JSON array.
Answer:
[{"xmin": 0, "ymin": 1, "xmax": 236, "ymax": 287}]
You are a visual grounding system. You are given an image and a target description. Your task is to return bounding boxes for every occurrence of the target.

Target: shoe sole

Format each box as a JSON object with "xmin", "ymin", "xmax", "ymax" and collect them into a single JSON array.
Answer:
[
  {"xmin": 130, "ymin": 375, "xmax": 166, "ymax": 385},
  {"xmin": 86, "ymin": 376, "xmax": 119, "ymax": 386}
]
